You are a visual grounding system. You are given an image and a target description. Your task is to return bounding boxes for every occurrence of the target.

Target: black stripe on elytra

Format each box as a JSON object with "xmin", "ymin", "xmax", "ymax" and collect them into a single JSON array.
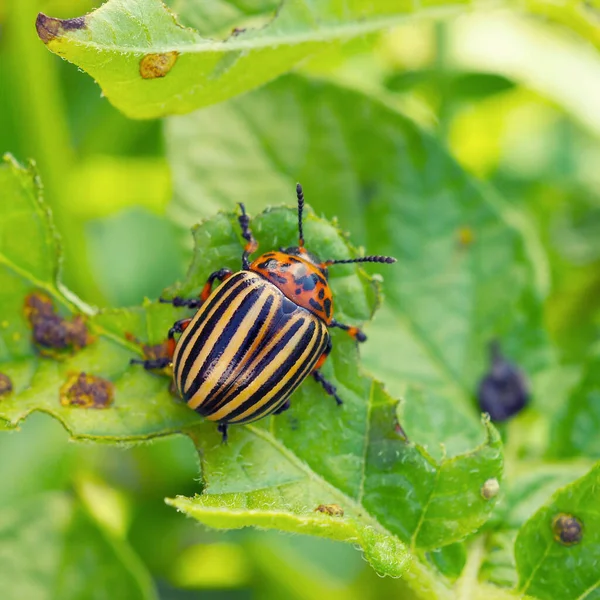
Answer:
[
  {"xmin": 198, "ymin": 293, "xmax": 297, "ymax": 412},
  {"xmin": 178, "ymin": 279, "xmax": 258, "ymax": 394},
  {"xmin": 174, "ymin": 273, "xmax": 251, "ymax": 387},
  {"xmin": 190, "ymin": 293, "xmax": 276, "ymax": 413},
  {"xmin": 182, "ymin": 288, "xmax": 266, "ymax": 400},
  {"xmin": 224, "ymin": 321, "xmax": 319, "ymax": 421},
  {"xmin": 201, "ymin": 317, "xmax": 308, "ymax": 418},
  {"xmin": 233, "ymin": 325, "xmax": 329, "ymax": 424}
]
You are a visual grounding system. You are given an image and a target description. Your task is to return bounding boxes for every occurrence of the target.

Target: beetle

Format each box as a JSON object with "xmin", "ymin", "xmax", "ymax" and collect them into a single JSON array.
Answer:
[{"xmin": 131, "ymin": 184, "xmax": 396, "ymax": 441}]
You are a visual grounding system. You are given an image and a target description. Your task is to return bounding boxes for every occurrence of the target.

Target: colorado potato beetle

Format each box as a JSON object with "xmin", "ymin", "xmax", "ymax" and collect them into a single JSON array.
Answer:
[{"xmin": 132, "ymin": 184, "xmax": 396, "ymax": 441}]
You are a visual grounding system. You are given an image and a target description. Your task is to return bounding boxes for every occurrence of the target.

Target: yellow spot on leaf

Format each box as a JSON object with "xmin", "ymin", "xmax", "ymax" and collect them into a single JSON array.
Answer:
[{"xmin": 140, "ymin": 52, "xmax": 179, "ymax": 79}]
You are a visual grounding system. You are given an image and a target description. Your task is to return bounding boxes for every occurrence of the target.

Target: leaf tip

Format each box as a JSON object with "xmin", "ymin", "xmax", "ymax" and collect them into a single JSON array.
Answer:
[{"xmin": 36, "ymin": 12, "xmax": 86, "ymax": 44}]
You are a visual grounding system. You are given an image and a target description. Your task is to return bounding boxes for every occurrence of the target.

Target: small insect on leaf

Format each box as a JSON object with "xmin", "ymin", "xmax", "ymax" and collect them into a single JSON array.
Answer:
[
  {"xmin": 315, "ymin": 504, "xmax": 344, "ymax": 517},
  {"xmin": 60, "ymin": 372, "xmax": 114, "ymax": 409},
  {"xmin": 481, "ymin": 478, "xmax": 500, "ymax": 500},
  {"xmin": 24, "ymin": 292, "xmax": 93, "ymax": 357},
  {"xmin": 477, "ymin": 341, "xmax": 529, "ymax": 421},
  {"xmin": 552, "ymin": 513, "xmax": 583, "ymax": 546},
  {"xmin": 0, "ymin": 373, "xmax": 13, "ymax": 397}
]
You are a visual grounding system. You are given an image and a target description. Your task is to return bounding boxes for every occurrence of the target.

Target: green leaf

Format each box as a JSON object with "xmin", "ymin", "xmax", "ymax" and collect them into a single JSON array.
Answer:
[
  {"xmin": 481, "ymin": 461, "xmax": 592, "ymax": 588},
  {"xmin": 0, "ymin": 155, "xmax": 199, "ymax": 439},
  {"xmin": 169, "ymin": 384, "xmax": 501, "ymax": 587},
  {"xmin": 0, "ymin": 153, "xmax": 504, "ymax": 589},
  {"xmin": 165, "ymin": 74, "xmax": 552, "ymax": 423},
  {"xmin": 34, "ymin": 0, "xmax": 472, "ymax": 119},
  {"xmin": 550, "ymin": 358, "xmax": 600, "ymax": 459},
  {"xmin": 515, "ymin": 462, "xmax": 600, "ymax": 600},
  {"xmin": 0, "ymin": 492, "xmax": 157, "ymax": 600}
]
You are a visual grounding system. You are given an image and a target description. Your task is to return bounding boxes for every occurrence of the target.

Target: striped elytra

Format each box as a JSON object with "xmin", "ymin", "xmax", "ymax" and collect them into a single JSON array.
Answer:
[
  {"xmin": 173, "ymin": 271, "xmax": 330, "ymax": 424},
  {"xmin": 130, "ymin": 183, "xmax": 396, "ymax": 441}
]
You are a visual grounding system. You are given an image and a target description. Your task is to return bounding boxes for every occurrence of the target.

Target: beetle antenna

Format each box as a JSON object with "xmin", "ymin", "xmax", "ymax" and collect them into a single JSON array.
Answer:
[
  {"xmin": 323, "ymin": 255, "xmax": 397, "ymax": 266},
  {"xmin": 296, "ymin": 183, "xmax": 305, "ymax": 248}
]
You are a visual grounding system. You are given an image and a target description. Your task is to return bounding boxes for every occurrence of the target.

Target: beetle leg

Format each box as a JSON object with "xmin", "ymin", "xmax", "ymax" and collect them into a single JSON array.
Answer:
[
  {"xmin": 129, "ymin": 317, "xmax": 192, "ymax": 370},
  {"xmin": 310, "ymin": 337, "xmax": 342, "ymax": 405},
  {"xmin": 218, "ymin": 422, "xmax": 229, "ymax": 444},
  {"xmin": 160, "ymin": 268, "xmax": 233, "ymax": 308},
  {"xmin": 313, "ymin": 371, "xmax": 343, "ymax": 406},
  {"xmin": 273, "ymin": 398, "xmax": 291, "ymax": 415},
  {"xmin": 238, "ymin": 203, "xmax": 258, "ymax": 269},
  {"xmin": 329, "ymin": 319, "xmax": 367, "ymax": 342}
]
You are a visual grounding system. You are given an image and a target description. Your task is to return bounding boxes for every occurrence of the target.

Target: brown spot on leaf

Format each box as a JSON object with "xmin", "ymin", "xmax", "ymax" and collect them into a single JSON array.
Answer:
[
  {"xmin": 0, "ymin": 373, "xmax": 13, "ymax": 397},
  {"xmin": 36, "ymin": 13, "xmax": 86, "ymax": 44},
  {"xmin": 315, "ymin": 504, "xmax": 344, "ymax": 517},
  {"xmin": 552, "ymin": 513, "xmax": 583, "ymax": 546},
  {"xmin": 60, "ymin": 372, "xmax": 114, "ymax": 409},
  {"xmin": 481, "ymin": 478, "xmax": 500, "ymax": 500},
  {"xmin": 140, "ymin": 52, "xmax": 179, "ymax": 79},
  {"xmin": 24, "ymin": 292, "xmax": 93, "ymax": 356}
]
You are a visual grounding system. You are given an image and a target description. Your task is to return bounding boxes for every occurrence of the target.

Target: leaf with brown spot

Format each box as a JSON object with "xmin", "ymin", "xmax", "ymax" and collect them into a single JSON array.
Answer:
[
  {"xmin": 0, "ymin": 155, "xmax": 200, "ymax": 439},
  {"xmin": 60, "ymin": 372, "xmax": 114, "ymax": 409},
  {"xmin": 516, "ymin": 463, "xmax": 600, "ymax": 599}
]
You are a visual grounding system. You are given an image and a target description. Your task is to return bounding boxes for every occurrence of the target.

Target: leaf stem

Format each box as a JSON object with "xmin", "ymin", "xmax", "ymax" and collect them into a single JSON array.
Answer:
[{"xmin": 454, "ymin": 535, "xmax": 485, "ymax": 599}]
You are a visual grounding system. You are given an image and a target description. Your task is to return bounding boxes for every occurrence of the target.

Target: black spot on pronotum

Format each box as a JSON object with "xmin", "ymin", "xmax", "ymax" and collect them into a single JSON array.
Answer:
[
  {"xmin": 0, "ymin": 373, "xmax": 13, "ymax": 397},
  {"xmin": 323, "ymin": 298, "xmax": 332, "ymax": 318},
  {"xmin": 552, "ymin": 513, "xmax": 583, "ymax": 546},
  {"xmin": 318, "ymin": 289, "xmax": 325, "ymax": 300},
  {"xmin": 36, "ymin": 13, "xmax": 86, "ymax": 44},
  {"xmin": 477, "ymin": 341, "xmax": 529, "ymax": 421},
  {"xmin": 309, "ymin": 299, "xmax": 323, "ymax": 313},
  {"xmin": 60, "ymin": 372, "xmax": 114, "ymax": 409},
  {"xmin": 257, "ymin": 259, "xmax": 277, "ymax": 270}
]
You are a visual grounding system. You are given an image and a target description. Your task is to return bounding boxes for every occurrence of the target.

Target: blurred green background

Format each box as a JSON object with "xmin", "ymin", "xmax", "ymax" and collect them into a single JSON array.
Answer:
[{"xmin": 2, "ymin": 0, "xmax": 600, "ymax": 597}]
